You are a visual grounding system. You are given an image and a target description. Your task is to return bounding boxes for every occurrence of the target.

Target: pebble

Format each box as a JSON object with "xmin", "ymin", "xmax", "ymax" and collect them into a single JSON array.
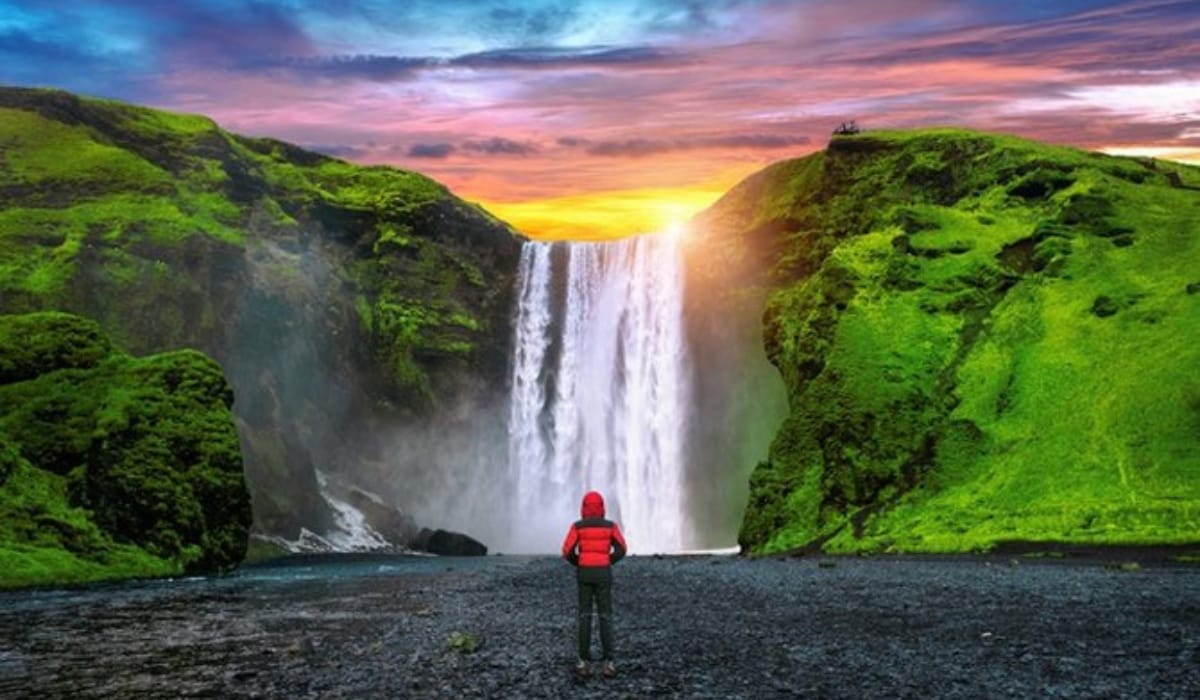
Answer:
[{"xmin": 0, "ymin": 555, "xmax": 1197, "ymax": 698}]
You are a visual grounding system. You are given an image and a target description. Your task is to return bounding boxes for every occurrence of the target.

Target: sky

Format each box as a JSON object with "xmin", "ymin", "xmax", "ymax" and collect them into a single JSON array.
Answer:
[{"xmin": 1, "ymin": 0, "xmax": 1198, "ymax": 239}]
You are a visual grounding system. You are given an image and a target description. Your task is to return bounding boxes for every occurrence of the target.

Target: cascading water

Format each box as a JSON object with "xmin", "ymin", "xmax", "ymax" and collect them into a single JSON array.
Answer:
[{"xmin": 507, "ymin": 233, "xmax": 691, "ymax": 553}]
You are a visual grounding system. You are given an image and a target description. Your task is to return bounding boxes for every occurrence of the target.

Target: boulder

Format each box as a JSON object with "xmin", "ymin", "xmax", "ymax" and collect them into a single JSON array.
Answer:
[{"xmin": 413, "ymin": 528, "xmax": 488, "ymax": 556}]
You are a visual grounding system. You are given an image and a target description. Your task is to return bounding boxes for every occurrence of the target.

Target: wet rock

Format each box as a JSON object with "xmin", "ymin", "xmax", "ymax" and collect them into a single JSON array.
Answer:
[
  {"xmin": 296, "ymin": 528, "xmax": 337, "ymax": 552},
  {"xmin": 343, "ymin": 488, "xmax": 420, "ymax": 545},
  {"xmin": 414, "ymin": 528, "xmax": 488, "ymax": 556}
]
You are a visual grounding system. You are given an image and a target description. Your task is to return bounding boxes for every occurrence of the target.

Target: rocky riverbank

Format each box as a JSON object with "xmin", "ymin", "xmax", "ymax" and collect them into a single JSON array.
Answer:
[{"xmin": 1, "ymin": 553, "xmax": 1197, "ymax": 698}]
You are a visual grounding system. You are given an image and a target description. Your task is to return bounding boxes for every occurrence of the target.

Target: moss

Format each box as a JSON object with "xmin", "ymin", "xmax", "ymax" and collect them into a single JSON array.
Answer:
[
  {"xmin": 0, "ymin": 108, "xmax": 172, "ymax": 197},
  {"xmin": 0, "ymin": 311, "xmax": 113, "ymax": 383},
  {"xmin": 242, "ymin": 535, "xmax": 291, "ymax": 564},
  {"xmin": 0, "ymin": 312, "xmax": 250, "ymax": 587},
  {"xmin": 0, "ymin": 437, "xmax": 19, "ymax": 485},
  {"xmin": 0, "ymin": 543, "xmax": 177, "ymax": 590},
  {"xmin": 446, "ymin": 631, "xmax": 480, "ymax": 654},
  {"xmin": 727, "ymin": 128, "xmax": 1200, "ymax": 554},
  {"xmin": 310, "ymin": 160, "xmax": 446, "ymax": 212}
]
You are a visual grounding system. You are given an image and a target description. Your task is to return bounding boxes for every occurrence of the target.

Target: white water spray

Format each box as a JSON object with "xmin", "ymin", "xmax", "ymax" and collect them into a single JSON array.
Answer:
[{"xmin": 506, "ymin": 234, "xmax": 691, "ymax": 553}]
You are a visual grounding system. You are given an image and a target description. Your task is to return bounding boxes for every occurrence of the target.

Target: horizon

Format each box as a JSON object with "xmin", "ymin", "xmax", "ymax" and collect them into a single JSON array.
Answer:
[{"xmin": 2, "ymin": 0, "xmax": 1197, "ymax": 239}]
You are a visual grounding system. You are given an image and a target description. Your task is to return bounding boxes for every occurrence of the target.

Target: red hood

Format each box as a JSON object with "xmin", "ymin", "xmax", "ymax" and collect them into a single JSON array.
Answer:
[{"xmin": 581, "ymin": 491, "xmax": 605, "ymax": 519}]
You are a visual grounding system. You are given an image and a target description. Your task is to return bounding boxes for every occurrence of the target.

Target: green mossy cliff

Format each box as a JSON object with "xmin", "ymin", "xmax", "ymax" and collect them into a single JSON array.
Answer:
[
  {"xmin": 0, "ymin": 88, "xmax": 522, "ymax": 538},
  {"xmin": 0, "ymin": 312, "xmax": 250, "ymax": 588},
  {"xmin": 692, "ymin": 128, "xmax": 1200, "ymax": 553}
]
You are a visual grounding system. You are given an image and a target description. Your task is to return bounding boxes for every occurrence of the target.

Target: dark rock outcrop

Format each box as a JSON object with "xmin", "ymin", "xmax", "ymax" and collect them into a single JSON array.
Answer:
[{"xmin": 414, "ymin": 528, "xmax": 488, "ymax": 556}]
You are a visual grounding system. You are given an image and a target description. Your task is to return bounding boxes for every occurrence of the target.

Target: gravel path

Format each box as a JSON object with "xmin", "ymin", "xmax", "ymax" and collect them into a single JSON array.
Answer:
[{"xmin": 1, "ymin": 553, "xmax": 1198, "ymax": 698}]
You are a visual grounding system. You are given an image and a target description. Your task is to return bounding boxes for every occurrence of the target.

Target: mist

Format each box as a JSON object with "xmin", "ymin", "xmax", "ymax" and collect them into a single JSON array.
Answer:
[{"xmin": 227, "ymin": 221, "xmax": 785, "ymax": 556}]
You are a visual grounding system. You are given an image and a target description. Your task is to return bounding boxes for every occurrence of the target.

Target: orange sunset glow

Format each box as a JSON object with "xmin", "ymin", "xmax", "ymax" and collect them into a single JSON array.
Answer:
[{"xmin": 479, "ymin": 168, "xmax": 758, "ymax": 240}]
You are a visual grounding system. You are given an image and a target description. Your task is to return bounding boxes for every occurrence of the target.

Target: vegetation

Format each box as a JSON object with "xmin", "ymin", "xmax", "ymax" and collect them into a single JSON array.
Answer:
[
  {"xmin": 708, "ymin": 129, "xmax": 1200, "ymax": 553},
  {"xmin": 0, "ymin": 87, "xmax": 522, "ymax": 539},
  {"xmin": 446, "ymin": 631, "xmax": 480, "ymax": 654},
  {"xmin": 0, "ymin": 312, "xmax": 250, "ymax": 588},
  {"xmin": 0, "ymin": 88, "xmax": 518, "ymax": 399}
]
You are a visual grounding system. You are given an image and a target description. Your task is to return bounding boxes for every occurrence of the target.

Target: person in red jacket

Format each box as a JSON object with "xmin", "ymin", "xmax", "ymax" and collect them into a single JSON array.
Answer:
[{"xmin": 561, "ymin": 490, "xmax": 627, "ymax": 679}]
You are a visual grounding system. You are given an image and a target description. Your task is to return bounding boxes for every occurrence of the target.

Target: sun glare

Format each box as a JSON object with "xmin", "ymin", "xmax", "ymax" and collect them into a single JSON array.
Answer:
[
  {"xmin": 476, "ymin": 169, "xmax": 753, "ymax": 240},
  {"xmin": 663, "ymin": 222, "xmax": 687, "ymax": 240}
]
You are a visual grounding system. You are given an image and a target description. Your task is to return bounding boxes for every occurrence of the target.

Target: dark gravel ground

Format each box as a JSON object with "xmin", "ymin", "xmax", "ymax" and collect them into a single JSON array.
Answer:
[{"xmin": 1, "ymin": 552, "xmax": 1198, "ymax": 698}]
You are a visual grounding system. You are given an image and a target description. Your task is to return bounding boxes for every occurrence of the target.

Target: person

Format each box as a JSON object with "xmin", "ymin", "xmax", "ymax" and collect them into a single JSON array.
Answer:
[{"xmin": 561, "ymin": 490, "xmax": 627, "ymax": 679}]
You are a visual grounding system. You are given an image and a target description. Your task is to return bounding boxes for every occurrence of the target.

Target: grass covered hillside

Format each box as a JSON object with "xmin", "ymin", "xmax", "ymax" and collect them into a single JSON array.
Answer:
[
  {"xmin": 695, "ymin": 128, "xmax": 1200, "ymax": 554},
  {"xmin": 0, "ymin": 312, "xmax": 250, "ymax": 588},
  {"xmin": 0, "ymin": 87, "xmax": 522, "ymax": 539}
]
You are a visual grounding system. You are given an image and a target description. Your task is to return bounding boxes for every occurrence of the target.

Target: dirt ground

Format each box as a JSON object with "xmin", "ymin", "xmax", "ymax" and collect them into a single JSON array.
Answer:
[{"xmin": 1, "ymin": 552, "xmax": 1198, "ymax": 698}]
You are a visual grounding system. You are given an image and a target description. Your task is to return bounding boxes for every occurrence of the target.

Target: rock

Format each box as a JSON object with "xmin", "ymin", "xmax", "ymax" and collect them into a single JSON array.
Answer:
[
  {"xmin": 295, "ymin": 528, "xmax": 337, "ymax": 552},
  {"xmin": 343, "ymin": 488, "xmax": 420, "ymax": 545},
  {"xmin": 414, "ymin": 528, "xmax": 488, "ymax": 556}
]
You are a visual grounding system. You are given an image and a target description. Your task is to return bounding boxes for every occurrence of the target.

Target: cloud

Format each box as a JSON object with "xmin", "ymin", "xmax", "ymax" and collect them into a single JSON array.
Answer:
[
  {"xmin": 483, "ymin": 5, "xmax": 580, "ymax": 42},
  {"xmin": 305, "ymin": 143, "xmax": 373, "ymax": 159},
  {"xmin": 407, "ymin": 142, "xmax": 456, "ymax": 159},
  {"xmin": 268, "ymin": 54, "xmax": 436, "ymax": 81},
  {"xmin": 556, "ymin": 137, "xmax": 592, "ymax": 148},
  {"xmin": 248, "ymin": 44, "xmax": 684, "ymax": 83},
  {"xmin": 453, "ymin": 45, "xmax": 683, "ymax": 69},
  {"xmin": 0, "ymin": 26, "xmax": 158, "ymax": 100},
  {"xmin": 461, "ymin": 137, "xmax": 540, "ymax": 156},
  {"xmin": 840, "ymin": 0, "xmax": 1200, "ymax": 73},
  {"xmin": 560, "ymin": 133, "xmax": 812, "ymax": 157}
]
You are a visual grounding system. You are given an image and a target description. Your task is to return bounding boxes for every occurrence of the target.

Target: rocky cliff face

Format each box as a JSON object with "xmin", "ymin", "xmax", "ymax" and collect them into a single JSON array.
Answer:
[
  {"xmin": 0, "ymin": 88, "xmax": 523, "ymax": 541},
  {"xmin": 681, "ymin": 176, "xmax": 791, "ymax": 545},
  {"xmin": 0, "ymin": 312, "xmax": 250, "ymax": 587},
  {"xmin": 690, "ymin": 128, "xmax": 1200, "ymax": 553}
]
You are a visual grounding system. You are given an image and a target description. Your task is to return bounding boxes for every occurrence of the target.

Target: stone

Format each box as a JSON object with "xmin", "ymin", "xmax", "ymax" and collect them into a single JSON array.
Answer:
[{"xmin": 414, "ymin": 528, "xmax": 488, "ymax": 556}]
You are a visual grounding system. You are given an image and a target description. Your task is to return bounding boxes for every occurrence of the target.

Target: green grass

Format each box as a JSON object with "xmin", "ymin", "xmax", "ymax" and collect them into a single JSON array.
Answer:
[
  {"xmin": 729, "ymin": 128, "xmax": 1200, "ymax": 554},
  {"xmin": 311, "ymin": 160, "xmax": 446, "ymax": 211},
  {"xmin": 0, "ymin": 109, "xmax": 171, "ymax": 193},
  {"xmin": 0, "ymin": 460, "xmax": 178, "ymax": 589}
]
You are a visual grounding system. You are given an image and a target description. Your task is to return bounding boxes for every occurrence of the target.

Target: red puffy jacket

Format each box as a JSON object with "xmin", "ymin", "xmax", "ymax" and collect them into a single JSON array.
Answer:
[{"xmin": 561, "ymin": 491, "xmax": 627, "ymax": 568}]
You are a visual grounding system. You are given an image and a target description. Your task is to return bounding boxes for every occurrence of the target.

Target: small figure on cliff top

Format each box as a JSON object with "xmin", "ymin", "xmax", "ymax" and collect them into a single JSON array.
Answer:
[
  {"xmin": 833, "ymin": 120, "xmax": 861, "ymax": 135},
  {"xmin": 561, "ymin": 491, "xmax": 628, "ymax": 680}
]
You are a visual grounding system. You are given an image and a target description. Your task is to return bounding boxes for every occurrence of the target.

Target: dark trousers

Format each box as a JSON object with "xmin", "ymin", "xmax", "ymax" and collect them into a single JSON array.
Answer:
[{"xmin": 576, "ymin": 573, "xmax": 613, "ymax": 661}]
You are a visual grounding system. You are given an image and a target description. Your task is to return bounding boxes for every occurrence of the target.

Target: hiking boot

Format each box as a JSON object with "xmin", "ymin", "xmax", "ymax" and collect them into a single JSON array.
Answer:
[
  {"xmin": 575, "ymin": 659, "xmax": 592, "ymax": 679},
  {"xmin": 601, "ymin": 660, "xmax": 616, "ymax": 678}
]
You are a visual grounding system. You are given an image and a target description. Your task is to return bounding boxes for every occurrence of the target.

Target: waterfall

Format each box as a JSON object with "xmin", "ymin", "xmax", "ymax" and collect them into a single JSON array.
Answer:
[{"xmin": 506, "ymin": 233, "xmax": 691, "ymax": 553}]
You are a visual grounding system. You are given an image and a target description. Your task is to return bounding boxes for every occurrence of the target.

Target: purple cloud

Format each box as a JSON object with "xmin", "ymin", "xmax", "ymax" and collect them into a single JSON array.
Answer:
[
  {"xmin": 561, "ymin": 133, "xmax": 812, "ymax": 157},
  {"xmin": 407, "ymin": 142, "xmax": 456, "ymax": 158},
  {"xmin": 461, "ymin": 137, "xmax": 539, "ymax": 156}
]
